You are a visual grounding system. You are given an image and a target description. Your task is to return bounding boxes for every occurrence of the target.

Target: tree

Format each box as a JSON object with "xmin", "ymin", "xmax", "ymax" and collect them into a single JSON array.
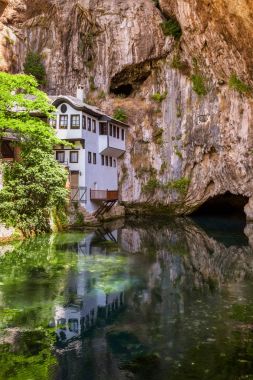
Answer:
[
  {"xmin": 24, "ymin": 51, "xmax": 46, "ymax": 85},
  {"xmin": 0, "ymin": 72, "xmax": 68, "ymax": 237}
]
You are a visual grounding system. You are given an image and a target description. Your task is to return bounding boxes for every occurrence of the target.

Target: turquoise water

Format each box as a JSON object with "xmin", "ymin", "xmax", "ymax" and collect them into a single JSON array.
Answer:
[{"xmin": 0, "ymin": 217, "xmax": 253, "ymax": 380}]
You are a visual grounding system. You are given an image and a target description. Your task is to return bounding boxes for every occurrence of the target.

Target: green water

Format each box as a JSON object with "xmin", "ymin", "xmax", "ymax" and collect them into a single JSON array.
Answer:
[{"xmin": 0, "ymin": 217, "xmax": 253, "ymax": 380}]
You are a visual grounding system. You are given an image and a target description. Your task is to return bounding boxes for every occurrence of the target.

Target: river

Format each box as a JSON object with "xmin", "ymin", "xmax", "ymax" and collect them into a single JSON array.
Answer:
[{"xmin": 0, "ymin": 216, "xmax": 253, "ymax": 380}]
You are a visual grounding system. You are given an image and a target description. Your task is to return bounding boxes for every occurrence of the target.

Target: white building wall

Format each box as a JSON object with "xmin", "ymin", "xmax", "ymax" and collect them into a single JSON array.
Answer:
[{"xmin": 54, "ymin": 100, "xmax": 127, "ymax": 213}]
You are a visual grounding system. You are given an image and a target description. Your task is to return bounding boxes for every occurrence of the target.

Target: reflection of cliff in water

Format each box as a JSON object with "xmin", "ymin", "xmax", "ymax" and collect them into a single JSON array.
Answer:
[{"xmin": 120, "ymin": 217, "xmax": 253, "ymax": 290}]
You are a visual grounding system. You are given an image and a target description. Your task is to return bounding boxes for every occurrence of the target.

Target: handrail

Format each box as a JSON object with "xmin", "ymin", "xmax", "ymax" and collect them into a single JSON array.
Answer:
[{"xmin": 90, "ymin": 189, "xmax": 118, "ymax": 201}]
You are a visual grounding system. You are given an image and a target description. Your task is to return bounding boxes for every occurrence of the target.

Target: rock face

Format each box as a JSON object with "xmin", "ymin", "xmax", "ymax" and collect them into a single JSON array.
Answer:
[{"xmin": 1, "ymin": 0, "xmax": 253, "ymax": 218}]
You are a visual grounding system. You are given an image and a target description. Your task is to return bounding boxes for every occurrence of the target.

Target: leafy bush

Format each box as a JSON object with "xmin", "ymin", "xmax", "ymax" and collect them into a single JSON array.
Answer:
[
  {"xmin": 142, "ymin": 177, "xmax": 161, "ymax": 194},
  {"xmin": 113, "ymin": 108, "xmax": 128, "ymax": 122},
  {"xmin": 165, "ymin": 177, "xmax": 190, "ymax": 195},
  {"xmin": 160, "ymin": 19, "xmax": 182, "ymax": 40},
  {"xmin": 228, "ymin": 74, "xmax": 252, "ymax": 94},
  {"xmin": 0, "ymin": 148, "xmax": 68, "ymax": 237},
  {"xmin": 191, "ymin": 74, "xmax": 207, "ymax": 96},
  {"xmin": 151, "ymin": 91, "xmax": 168, "ymax": 103},
  {"xmin": 152, "ymin": 128, "xmax": 163, "ymax": 145},
  {"xmin": 24, "ymin": 51, "xmax": 46, "ymax": 85}
]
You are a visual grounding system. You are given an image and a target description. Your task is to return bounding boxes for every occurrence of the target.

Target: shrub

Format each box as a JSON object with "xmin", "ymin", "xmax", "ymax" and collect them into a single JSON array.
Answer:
[
  {"xmin": 152, "ymin": 128, "xmax": 163, "ymax": 145},
  {"xmin": 165, "ymin": 177, "xmax": 190, "ymax": 195},
  {"xmin": 228, "ymin": 74, "xmax": 252, "ymax": 94},
  {"xmin": 142, "ymin": 177, "xmax": 161, "ymax": 194},
  {"xmin": 160, "ymin": 19, "xmax": 182, "ymax": 40},
  {"xmin": 113, "ymin": 108, "xmax": 128, "ymax": 122},
  {"xmin": 151, "ymin": 91, "xmax": 168, "ymax": 103},
  {"xmin": 191, "ymin": 74, "xmax": 207, "ymax": 96},
  {"xmin": 24, "ymin": 51, "xmax": 46, "ymax": 85}
]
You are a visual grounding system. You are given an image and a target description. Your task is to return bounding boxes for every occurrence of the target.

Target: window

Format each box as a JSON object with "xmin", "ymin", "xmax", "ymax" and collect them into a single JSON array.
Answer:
[
  {"xmin": 113, "ymin": 159, "xmax": 116, "ymax": 167},
  {"xmin": 88, "ymin": 152, "xmax": 92, "ymax": 163},
  {"xmin": 70, "ymin": 151, "xmax": 79, "ymax": 163},
  {"xmin": 93, "ymin": 153, "xmax": 96, "ymax": 164},
  {"xmin": 113, "ymin": 125, "xmax": 116, "ymax": 138},
  {"xmin": 99, "ymin": 123, "xmax": 108, "ymax": 135},
  {"xmin": 82, "ymin": 115, "xmax": 86, "ymax": 129},
  {"xmin": 49, "ymin": 118, "xmax": 56, "ymax": 128},
  {"xmin": 88, "ymin": 117, "xmax": 91, "ymax": 131},
  {"xmin": 101, "ymin": 155, "xmax": 104, "ymax": 166},
  {"xmin": 117, "ymin": 127, "xmax": 119, "ymax": 139},
  {"xmin": 56, "ymin": 151, "xmax": 65, "ymax": 163},
  {"xmin": 60, "ymin": 104, "xmax": 67, "ymax": 113},
  {"xmin": 59, "ymin": 115, "xmax": 68, "ymax": 129},
  {"xmin": 121, "ymin": 128, "xmax": 125, "ymax": 141},
  {"xmin": 71, "ymin": 115, "xmax": 80, "ymax": 129},
  {"xmin": 92, "ymin": 120, "xmax": 96, "ymax": 133},
  {"xmin": 109, "ymin": 157, "xmax": 112, "ymax": 167},
  {"xmin": 105, "ymin": 156, "xmax": 108, "ymax": 166},
  {"xmin": 109, "ymin": 124, "xmax": 113, "ymax": 136}
]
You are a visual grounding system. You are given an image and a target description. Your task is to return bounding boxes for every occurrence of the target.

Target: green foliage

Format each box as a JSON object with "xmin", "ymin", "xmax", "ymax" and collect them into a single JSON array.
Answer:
[
  {"xmin": 152, "ymin": 128, "xmax": 163, "ymax": 145},
  {"xmin": 191, "ymin": 74, "xmax": 207, "ymax": 96},
  {"xmin": 151, "ymin": 91, "xmax": 167, "ymax": 103},
  {"xmin": 164, "ymin": 177, "xmax": 190, "ymax": 195},
  {"xmin": 24, "ymin": 51, "xmax": 46, "ymax": 85},
  {"xmin": 142, "ymin": 177, "xmax": 161, "ymax": 194},
  {"xmin": 230, "ymin": 304, "xmax": 253, "ymax": 323},
  {"xmin": 89, "ymin": 76, "xmax": 97, "ymax": 91},
  {"xmin": 170, "ymin": 53, "xmax": 184, "ymax": 70},
  {"xmin": 0, "ymin": 72, "xmax": 67, "ymax": 237},
  {"xmin": 113, "ymin": 108, "xmax": 128, "ymax": 122},
  {"xmin": 160, "ymin": 19, "xmax": 182, "ymax": 39},
  {"xmin": 228, "ymin": 74, "xmax": 252, "ymax": 95},
  {"xmin": 0, "ymin": 148, "xmax": 68, "ymax": 237},
  {"xmin": 98, "ymin": 90, "xmax": 106, "ymax": 100}
]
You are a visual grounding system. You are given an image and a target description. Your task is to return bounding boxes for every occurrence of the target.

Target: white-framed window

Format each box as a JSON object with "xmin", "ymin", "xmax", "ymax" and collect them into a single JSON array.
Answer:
[
  {"xmin": 92, "ymin": 119, "xmax": 96, "ymax": 133},
  {"xmin": 88, "ymin": 151, "xmax": 92, "ymax": 163},
  {"xmin": 82, "ymin": 115, "xmax": 86, "ymax": 129},
  {"xmin": 88, "ymin": 117, "xmax": 92, "ymax": 131},
  {"xmin": 59, "ymin": 115, "xmax": 68, "ymax": 129},
  {"xmin": 109, "ymin": 157, "xmax": 112, "ymax": 167},
  {"xmin": 109, "ymin": 124, "xmax": 113, "ymax": 136},
  {"xmin": 105, "ymin": 156, "xmax": 108, "ymax": 166},
  {"xmin": 93, "ymin": 153, "xmax": 96, "ymax": 164},
  {"xmin": 113, "ymin": 125, "xmax": 116, "ymax": 138},
  {"xmin": 70, "ymin": 151, "xmax": 79, "ymax": 163},
  {"xmin": 71, "ymin": 115, "xmax": 80, "ymax": 129},
  {"xmin": 101, "ymin": 155, "xmax": 104, "ymax": 166},
  {"xmin": 117, "ymin": 127, "xmax": 120, "ymax": 139},
  {"xmin": 49, "ymin": 118, "xmax": 57, "ymax": 128},
  {"xmin": 121, "ymin": 128, "xmax": 125, "ymax": 141},
  {"xmin": 56, "ymin": 151, "xmax": 65, "ymax": 163}
]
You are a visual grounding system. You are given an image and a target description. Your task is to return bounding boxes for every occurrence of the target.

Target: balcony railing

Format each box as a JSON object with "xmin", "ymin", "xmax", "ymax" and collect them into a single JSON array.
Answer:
[{"xmin": 90, "ymin": 189, "xmax": 118, "ymax": 201}]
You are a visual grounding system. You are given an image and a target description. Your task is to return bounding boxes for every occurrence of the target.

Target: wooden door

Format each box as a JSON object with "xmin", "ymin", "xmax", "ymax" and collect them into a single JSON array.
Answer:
[{"xmin": 70, "ymin": 171, "xmax": 79, "ymax": 202}]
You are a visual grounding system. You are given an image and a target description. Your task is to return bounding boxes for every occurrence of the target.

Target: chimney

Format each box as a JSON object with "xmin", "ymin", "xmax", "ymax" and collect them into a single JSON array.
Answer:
[{"xmin": 76, "ymin": 86, "xmax": 84, "ymax": 101}]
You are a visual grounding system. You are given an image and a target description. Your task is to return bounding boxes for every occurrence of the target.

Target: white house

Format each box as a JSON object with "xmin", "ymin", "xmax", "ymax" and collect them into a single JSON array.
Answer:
[{"xmin": 50, "ymin": 88, "xmax": 129, "ymax": 215}]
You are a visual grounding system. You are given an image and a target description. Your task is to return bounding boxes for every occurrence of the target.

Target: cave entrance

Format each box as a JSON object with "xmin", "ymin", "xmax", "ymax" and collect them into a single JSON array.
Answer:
[
  {"xmin": 110, "ymin": 84, "xmax": 133, "ymax": 97},
  {"xmin": 192, "ymin": 192, "xmax": 248, "ymax": 219}
]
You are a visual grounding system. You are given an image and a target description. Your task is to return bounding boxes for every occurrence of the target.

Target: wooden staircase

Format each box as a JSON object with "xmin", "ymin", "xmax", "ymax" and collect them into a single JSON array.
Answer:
[{"xmin": 94, "ymin": 200, "xmax": 117, "ymax": 218}]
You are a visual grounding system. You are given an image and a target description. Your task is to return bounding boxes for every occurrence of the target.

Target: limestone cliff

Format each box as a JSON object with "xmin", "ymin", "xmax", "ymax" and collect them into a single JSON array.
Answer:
[{"xmin": 1, "ymin": 0, "xmax": 253, "ymax": 218}]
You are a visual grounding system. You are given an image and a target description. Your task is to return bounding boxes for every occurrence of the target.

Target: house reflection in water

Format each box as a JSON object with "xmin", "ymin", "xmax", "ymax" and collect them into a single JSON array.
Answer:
[{"xmin": 53, "ymin": 227, "xmax": 124, "ymax": 344}]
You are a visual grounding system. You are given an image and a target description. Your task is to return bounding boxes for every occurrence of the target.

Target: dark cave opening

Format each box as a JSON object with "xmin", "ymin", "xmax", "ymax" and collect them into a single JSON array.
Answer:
[
  {"xmin": 110, "ymin": 84, "xmax": 133, "ymax": 97},
  {"xmin": 192, "ymin": 192, "xmax": 248, "ymax": 218},
  {"xmin": 191, "ymin": 192, "xmax": 249, "ymax": 246}
]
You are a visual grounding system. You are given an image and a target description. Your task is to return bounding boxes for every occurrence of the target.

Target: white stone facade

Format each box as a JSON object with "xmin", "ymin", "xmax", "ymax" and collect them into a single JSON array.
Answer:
[{"xmin": 51, "ymin": 95, "xmax": 128, "ymax": 213}]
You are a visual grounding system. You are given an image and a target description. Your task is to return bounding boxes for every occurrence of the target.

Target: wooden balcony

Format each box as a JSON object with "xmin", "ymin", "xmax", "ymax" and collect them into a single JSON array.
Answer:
[{"xmin": 90, "ymin": 190, "xmax": 118, "ymax": 201}]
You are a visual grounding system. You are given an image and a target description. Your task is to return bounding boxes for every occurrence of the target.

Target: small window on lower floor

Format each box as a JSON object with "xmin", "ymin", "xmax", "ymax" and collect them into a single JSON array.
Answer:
[
  {"xmin": 88, "ymin": 152, "xmax": 92, "ymax": 163},
  {"xmin": 109, "ymin": 157, "xmax": 112, "ymax": 167},
  {"xmin": 105, "ymin": 156, "xmax": 108, "ymax": 166},
  {"xmin": 70, "ymin": 151, "xmax": 79, "ymax": 163},
  {"xmin": 101, "ymin": 155, "xmax": 104, "ymax": 166},
  {"xmin": 56, "ymin": 151, "xmax": 65, "ymax": 163},
  {"xmin": 93, "ymin": 153, "xmax": 96, "ymax": 164}
]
